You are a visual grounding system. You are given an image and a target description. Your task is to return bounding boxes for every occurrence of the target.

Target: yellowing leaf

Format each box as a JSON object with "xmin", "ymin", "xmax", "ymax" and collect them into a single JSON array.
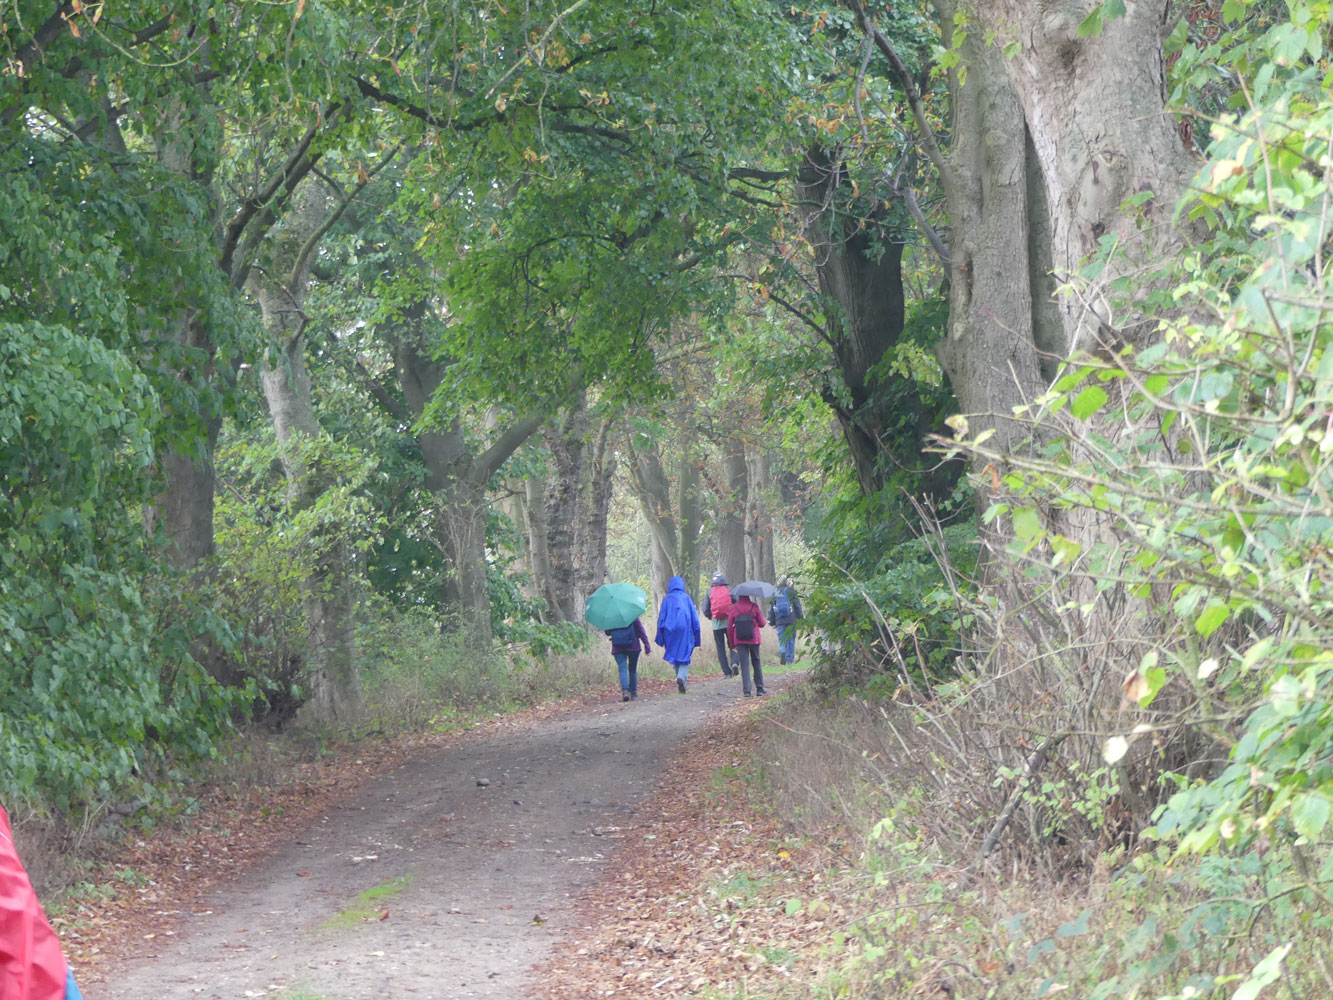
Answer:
[{"xmin": 1122, "ymin": 669, "xmax": 1150, "ymax": 703}]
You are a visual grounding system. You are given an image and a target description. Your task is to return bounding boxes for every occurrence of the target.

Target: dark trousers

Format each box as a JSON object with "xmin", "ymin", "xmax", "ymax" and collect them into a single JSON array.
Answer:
[
  {"xmin": 712, "ymin": 628, "xmax": 735, "ymax": 675},
  {"xmin": 736, "ymin": 643, "xmax": 764, "ymax": 695}
]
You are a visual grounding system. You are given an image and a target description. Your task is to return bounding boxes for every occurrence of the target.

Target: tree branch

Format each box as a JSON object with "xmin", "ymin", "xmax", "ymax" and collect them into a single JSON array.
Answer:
[
  {"xmin": 220, "ymin": 103, "xmax": 348, "ymax": 286},
  {"xmin": 476, "ymin": 412, "xmax": 547, "ymax": 482},
  {"xmin": 287, "ymin": 144, "xmax": 401, "ymax": 289},
  {"xmin": 842, "ymin": 0, "xmax": 953, "ymax": 187},
  {"xmin": 1, "ymin": 2, "xmax": 79, "ymax": 126}
]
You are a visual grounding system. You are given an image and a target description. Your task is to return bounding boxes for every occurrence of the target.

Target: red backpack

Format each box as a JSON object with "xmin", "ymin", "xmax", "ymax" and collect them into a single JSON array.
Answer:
[{"xmin": 708, "ymin": 584, "xmax": 733, "ymax": 619}]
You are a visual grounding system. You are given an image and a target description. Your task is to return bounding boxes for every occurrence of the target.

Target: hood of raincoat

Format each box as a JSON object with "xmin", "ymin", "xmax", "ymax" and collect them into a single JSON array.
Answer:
[{"xmin": 658, "ymin": 576, "xmax": 695, "ymax": 633}]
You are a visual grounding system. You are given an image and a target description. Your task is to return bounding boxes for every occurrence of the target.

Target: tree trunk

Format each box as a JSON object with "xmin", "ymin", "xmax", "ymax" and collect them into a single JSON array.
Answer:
[
  {"xmin": 932, "ymin": 16, "xmax": 1046, "ymax": 461},
  {"xmin": 433, "ymin": 474, "xmax": 492, "ymax": 635},
  {"xmin": 137, "ymin": 100, "xmax": 239, "ymax": 684},
  {"xmin": 676, "ymin": 444, "xmax": 703, "ymax": 606},
  {"xmin": 255, "ymin": 181, "xmax": 361, "ymax": 724},
  {"xmin": 974, "ymin": 0, "xmax": 1197, "ymax": 358},
  {"xmin": 524, "ymin": 470, "xmax": 557, "ymax": 619},
  {"xmin": 650, "ymin": 533, "xmax": 675, "ymax": 611},
  {"xmin": 543, "ymin": 394, "xmax": 589, "ymax": 622},
  {"xmin": 718, "ymin": 436, "xmax": 748, "ymax": 586},
  {"xmin": 744, "ymin": 445, "xmax": 776, "ymax": 585},
  {"xmin": 577, "ymin": 416, "xmax": 615, "ymax": 598},
  {"xmin": 961, "ymin": 0, "xmax": 1199, "ymax": 642},
  {"xmin": 391, "ymin": 303, "xmax": 546, "ymax": 639},
  {"xmin": 797, "ymin": 145, "xmax": 909, "ymax": 498},
  {"xmin": 628, "ymin": 434, "xmax": 680, "ymax": 599}
]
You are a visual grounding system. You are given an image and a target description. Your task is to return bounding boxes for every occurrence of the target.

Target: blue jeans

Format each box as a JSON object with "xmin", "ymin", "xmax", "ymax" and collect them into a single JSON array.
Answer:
[
  {"xmin": 614, "ymin": 651, "xmax": 640, "ymax": 695},
  {"xmin": 67, "ymin": 969, "xmax": 84, "ymax": 1000},
  {"xmin": 777, "ymin": 624, "xmax": 795, "ymax": 663}
]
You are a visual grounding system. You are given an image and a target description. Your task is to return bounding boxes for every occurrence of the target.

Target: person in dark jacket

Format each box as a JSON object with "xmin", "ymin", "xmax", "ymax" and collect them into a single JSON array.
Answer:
[
  {"xmin": 705, "ymin": 572, "xmax": 737, "ymax": 677},
  {"xmin": 727, "ymin": 594, "xmax": 767, "ymax": 696},
  {"xmin": 655, "ymin": 576, "xmax": 702, "ymax": 693},
  {"xmin": 606, "ymin": 617, "xmax": 651, "ymax": 701},
  {"xmin": 770, "ymin": 574, "xmax": 804, "ymax": 665}
]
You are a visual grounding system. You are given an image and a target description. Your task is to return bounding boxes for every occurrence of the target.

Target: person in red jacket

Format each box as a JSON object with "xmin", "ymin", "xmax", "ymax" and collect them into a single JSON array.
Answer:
[
  {"xmin": 705, "ymin": 573, "xmax": 737, "ymax": 678},
  {"xmin": 1, "ymin": 805, "xmax": 84, "ymax": 1000},
  {"xmin": 726, "ymin": 594, "xmax": 767, "ymax": 697}
]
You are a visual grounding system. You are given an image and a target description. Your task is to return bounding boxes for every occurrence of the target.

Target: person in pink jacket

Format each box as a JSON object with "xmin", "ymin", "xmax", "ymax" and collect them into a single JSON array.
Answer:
[
  {"xmin": 1, "ymin": 805, "xmax": 84, "ymax": 1000},
  {"xmin": 726, "ymin": 594, "xmax": 767, "ymax": 697}
]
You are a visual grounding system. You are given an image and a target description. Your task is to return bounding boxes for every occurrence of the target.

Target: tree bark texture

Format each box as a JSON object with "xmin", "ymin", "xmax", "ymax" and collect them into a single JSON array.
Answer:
[
  {"xmin": 255, "ymin": 181, "xmax": 362, "ymax": 725},
  {"xmin": 524, "ymin": 469, "xmax": 557, "ymax": 618},
  {"xmin": 140, "ymin": 99, "xmax": 240, "ymax": 684},
  {"xmin": 933, "ymin": 16, "xmax": 1047, "ymax": 459},
  {"xmin": 579, "ymin": 416, "xmax": 615, "ymax": 599},
  {"xmin": 960, "ymin": 0, "xmax": 1199, "ymax": 647},
  {"xmin": 744, "ymin": 445, "xmax": 776, "ymax": 586},
  {"xmin": 973, "ymin": 0, "xmax": 1197, "ymax": 357},
  {"xmin": 628, "ymin": 430, "xmax": 705, "ymax": 604},
  {"xmin": 676, "ymin": 444, "xmax": 703, "ymax": 605},
  {"xmin": 543, "ymin": 396, "xmax": 589, "ymax": 623},
  {"xmin": 718, "ymin": 436, "xmax": 748, "ymax": 587},
  {"xmin": 628, "ymin": 433, "xmax": 680, "ymax": 600},
  {"xmin": 797, "ymin": 145, "xmax": 910, "ymax": 497}
]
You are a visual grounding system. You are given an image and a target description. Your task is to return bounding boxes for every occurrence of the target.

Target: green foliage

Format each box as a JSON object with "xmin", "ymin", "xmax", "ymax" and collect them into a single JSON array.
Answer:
[
  {"xmin": 356, "ymin": 601, "xmax": 602, "ymax": 731},
  {"xmin": 806, "ymin": 511, "xmax": 976, "ymax": 689},
  {"xmin": 935, "ymin": 12, "xmax": 1333, "ymax": 993},
  {"xmin": 0, "ymin": 326, "xmax": 235, "ymax": 809},
  {"xmin": 213, "ymin": 426, "xmax": 386, "ymax": 718}
]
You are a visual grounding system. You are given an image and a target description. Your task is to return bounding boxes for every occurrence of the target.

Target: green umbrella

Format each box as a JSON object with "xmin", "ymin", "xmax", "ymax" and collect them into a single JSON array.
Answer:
[{"xmin": 585, "ymin": 582, "xmax": 648, "ymax": 630}]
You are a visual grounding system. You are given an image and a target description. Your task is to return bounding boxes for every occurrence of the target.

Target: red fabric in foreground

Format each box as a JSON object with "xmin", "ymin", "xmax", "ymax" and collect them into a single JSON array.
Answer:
[{"xmin": 0, "ymin": 805, "xmax": 68, "ymax": 1000}]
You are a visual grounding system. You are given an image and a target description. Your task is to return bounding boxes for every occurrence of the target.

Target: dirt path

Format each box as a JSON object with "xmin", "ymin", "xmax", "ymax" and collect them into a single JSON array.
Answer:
[{"xmin": 96, "ymin": 672, "xmax": 797, "ymax": 1000}]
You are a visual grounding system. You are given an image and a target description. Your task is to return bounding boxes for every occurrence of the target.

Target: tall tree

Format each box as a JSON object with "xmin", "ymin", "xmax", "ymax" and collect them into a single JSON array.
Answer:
[{"xmin": 254, "ymin": 180, "xmax": 363, "ymax": 723}]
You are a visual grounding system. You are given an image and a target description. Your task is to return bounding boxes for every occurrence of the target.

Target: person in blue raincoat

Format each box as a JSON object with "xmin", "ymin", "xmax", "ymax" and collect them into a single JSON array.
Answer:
[{"xmin": 655, "ymin": 576, "xmax": 701, "ymax": 694}]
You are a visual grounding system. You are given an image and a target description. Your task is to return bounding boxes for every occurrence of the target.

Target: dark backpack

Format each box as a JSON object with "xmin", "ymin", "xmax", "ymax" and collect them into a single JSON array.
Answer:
[
  {"xmin": 609, "ymin": 624, "xmax": 636, "ymax": 646},
  {"xmin": 775, "ymin": 589, "xmax": 792, "ymax": 620},
  {"xmin": 733, "ymin": 611, "xmax": 755, "ymax": 642}
]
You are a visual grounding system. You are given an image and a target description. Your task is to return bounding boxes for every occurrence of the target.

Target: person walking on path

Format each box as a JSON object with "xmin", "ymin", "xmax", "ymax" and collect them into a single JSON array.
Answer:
[
  {"xmin": 655, "ymin": 575, "xmax": 701, "ymax": 693},
  {"xmin": 704, "ymin": 573, "xmax": 737, "ymax": 677},
  {"xmin": 605, "ymin": 617, "xmax": 651, "ymax": 701},
  {"xmin": 727, "ymin": 593, "xmax": 767, "ymax": 696},
  {"xmin": 2, "ymin": 804, "xmax": 85, "ymax": 1000},
  {"xmin": 771, "ymin": 575, "xmax": 804, "ymax": 665}
]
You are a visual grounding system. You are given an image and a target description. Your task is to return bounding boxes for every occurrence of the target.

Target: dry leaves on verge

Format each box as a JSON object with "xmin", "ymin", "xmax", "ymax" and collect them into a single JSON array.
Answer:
[{"xmin": 530, "ymin": 696, "xmax": 863, "ymax": 1000}]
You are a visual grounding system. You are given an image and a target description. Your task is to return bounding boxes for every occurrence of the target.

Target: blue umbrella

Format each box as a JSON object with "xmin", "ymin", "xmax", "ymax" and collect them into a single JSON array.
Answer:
[{"xmin": 585, "ymin": 582, "xmax": 648, "ymax": 630}]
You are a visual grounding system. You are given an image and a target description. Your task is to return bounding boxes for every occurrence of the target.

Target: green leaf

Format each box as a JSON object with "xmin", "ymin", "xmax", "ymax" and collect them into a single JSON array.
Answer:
[
  {"xmin": 1012, "ymin": 508, "xmax": 1043, "ymax": 542},
  {"xmin": 1232, "ymin": 943, "xmax": 1292, "ymax": 1000},
  {"xmin": 1076, "ymin": 7, "xmax": 1104, "ymax": 37},
  {"xmin": 1070, "ymin": 386, "xmax": 1109, "ymax": 420},
  {"xmin": 1057, "ymin": 909, "xmax": 1091, "ymax": 937},
  {"xmin": 1194, "ymin": 603, "xmax": 1229, "ymax": 637},
  {"xmin": 1291, "ymin": 793, "xmax": 1330, "ymax": 839}
]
